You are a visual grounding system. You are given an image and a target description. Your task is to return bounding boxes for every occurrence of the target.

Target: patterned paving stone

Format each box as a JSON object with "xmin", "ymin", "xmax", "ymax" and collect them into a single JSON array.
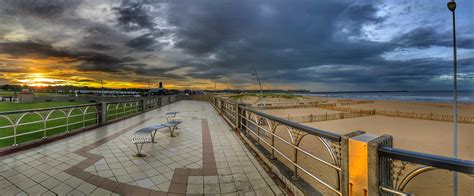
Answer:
[{"xmin": 0, "ymin": 100, "xmax": 285, "ymax": 195}]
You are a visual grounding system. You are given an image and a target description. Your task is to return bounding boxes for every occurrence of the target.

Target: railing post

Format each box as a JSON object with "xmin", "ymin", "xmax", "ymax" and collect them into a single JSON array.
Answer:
[
  {"xmin": 82, "ymin": 112, "xmax": 86, "ymax": 128},
  {"xmin": 13, "ymin": 125, "xmax": 17, "ymax": 146},
  {"xmin": 43, "ymin": 118, "xmax": 47, "ymax": 138},
  {"xmin": 269, "ymin": 130, "xmax": 275, "ymax": 159},
  {"xmin": 235, "ymin": 103, "xmax": 240, "ymax": 132},
  {"xmin": 220, "ymin": 98, "xmax": 224, "ymax": 115},
  {"xmin": 368, "ymin": 135, "xmax": 392, "ymax": 196},
  {"xmin": 100, "ymin": 102, "xmax": 107, "ymax": 124},
  {"xmin": 66, "ymin": 114, "xmax": 69, "ymax": 133},
  {"xmin": 292, "ymin": 145, "xmax": 298, "ymax": 180},
  {"xmin": 241, "ymin": 109, "xmax": 248, "ymax": 135},
  {"xmin": 255, "ymin": 119, "xmax": 260, "ymax": 146},
  {"xmin": 341, "ymin": 130, "xmax": 365, "ymax": 196},
  {"xmin": 140, "ymin": 99, "xmax": 145, "ymax": 112},
  {"xmin": 348, "ymin": 133, "xmax": 392, "ymax": 196}
]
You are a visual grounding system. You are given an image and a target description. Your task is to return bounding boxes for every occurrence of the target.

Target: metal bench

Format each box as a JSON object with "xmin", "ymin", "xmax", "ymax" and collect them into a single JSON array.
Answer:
[
  {"xmin": 131, "ymin": 132, "xmax": 152, "ymax": 157},
  {"xmin": 165, "ymin": 112, "xmax": 180, "ymax": 122},
  {"xmin": 162, "ymin": 120, "xmax": 182, "ymax": 137},
  {"xmin": 135, "ymin": 124, "xmax": 166, "ymax": 143}
]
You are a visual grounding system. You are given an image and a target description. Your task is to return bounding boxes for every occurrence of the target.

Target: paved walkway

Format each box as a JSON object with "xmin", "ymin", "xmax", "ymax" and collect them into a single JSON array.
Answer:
[{"xmin": 0, "ymin": 100, "xmax": 285, "ymax": 196}]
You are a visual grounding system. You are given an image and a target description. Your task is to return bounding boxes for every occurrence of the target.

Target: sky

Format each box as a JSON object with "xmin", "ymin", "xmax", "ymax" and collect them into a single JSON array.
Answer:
[{"xmin": 0, "ymin": 0, "xmax": 473, "ymax": 91}]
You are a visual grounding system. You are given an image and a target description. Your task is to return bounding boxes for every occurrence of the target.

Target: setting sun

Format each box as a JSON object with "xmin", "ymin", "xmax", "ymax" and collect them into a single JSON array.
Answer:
[{"xmin": 17, "ymin": 73, "xmax": 61, "ymax": 86}]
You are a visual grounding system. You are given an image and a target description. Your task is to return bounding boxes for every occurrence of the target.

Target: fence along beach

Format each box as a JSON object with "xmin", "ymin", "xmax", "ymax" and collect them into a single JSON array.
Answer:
[{"xmin": 226, "ymin": 93, "xmax": 474, "ymax": 195}]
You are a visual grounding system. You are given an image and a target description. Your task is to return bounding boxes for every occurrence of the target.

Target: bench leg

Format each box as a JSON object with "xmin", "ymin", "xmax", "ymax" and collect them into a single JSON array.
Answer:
[
  {"xmin": 133, "ymin": 143, "xmax": 146, "ymax": 157},
  {"xmin": 169, "ymin": 127, "xmax": 175, "ymax": 137},
  {"xmin": 151, "ymin": 131, "xmax": 158, "ymax": 143}
]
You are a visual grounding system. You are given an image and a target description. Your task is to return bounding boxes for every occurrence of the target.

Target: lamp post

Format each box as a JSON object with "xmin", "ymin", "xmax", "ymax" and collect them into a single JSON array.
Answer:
[
  {"xmin": 100, "ymin": 79, "xmax": 104, "ymax": 95},
  {"xmin": 447, "ymin": 1, "xmax": 457, "ymax": 196},
  {"xmin": 252, "ymin": 66, "xmax": 264, "ymax": 111},
  {"xmin": 224, "ymin": 76, "xmax": 231, "ymax": 93}
]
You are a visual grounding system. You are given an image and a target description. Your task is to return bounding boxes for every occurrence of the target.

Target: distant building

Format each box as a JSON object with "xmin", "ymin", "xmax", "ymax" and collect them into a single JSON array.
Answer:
[
  {"xmin": 74, "ymin": 90, "xmax": 140, "ymax": 96},
  {"xmin": 149, "ymin": 82, "xmax": 165, "ymax": 95}
]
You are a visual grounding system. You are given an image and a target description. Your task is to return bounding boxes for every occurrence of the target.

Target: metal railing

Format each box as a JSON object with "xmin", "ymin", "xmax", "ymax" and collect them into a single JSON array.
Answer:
[
  {"xmin": 206, "ymin": 95, "xmax": 474, "ymax": 196},
  {"xmin": 0, "ymin": 95, "xmax": 181, "ymax": 148},
  {"xmin": 0, "ymin": 103, "xmax": 100, "ymax": 147},
  {"xmin": 106, "ymin": 101, "xmax": 141, "ymax": 121},
  {"xmin": 378, "ymin": 146, "xmax": 474, "ymax": 195},
  {"xmin": 212, "ymin": 97, "xmax": 344, "ymax": 195},
  {"xmin": 221, "ymin": 99, "xmax": 237, "ymax": 128}
]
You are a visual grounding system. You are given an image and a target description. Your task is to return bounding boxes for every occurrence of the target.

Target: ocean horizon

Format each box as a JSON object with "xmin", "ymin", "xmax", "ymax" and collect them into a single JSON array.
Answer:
[{"xmin": 300, "ymin": 90, "xmax": 474, "ymax": 103}]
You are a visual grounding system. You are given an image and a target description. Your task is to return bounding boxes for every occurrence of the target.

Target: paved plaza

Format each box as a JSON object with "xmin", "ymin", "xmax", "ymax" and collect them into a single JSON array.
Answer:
[{"xmin": 0, "ymin": 100, "xmax": 285, "ymax": 195}]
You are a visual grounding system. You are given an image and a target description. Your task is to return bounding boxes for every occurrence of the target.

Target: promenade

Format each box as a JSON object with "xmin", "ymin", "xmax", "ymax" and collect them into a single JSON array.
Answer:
[{"xmin": 0, "ymin": 100, "xmax": 285, "ymax": 195}]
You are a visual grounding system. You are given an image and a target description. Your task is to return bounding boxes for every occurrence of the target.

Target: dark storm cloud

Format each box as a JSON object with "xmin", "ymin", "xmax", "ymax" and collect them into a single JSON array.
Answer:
[
  {"xmin": 0, "ymin": 40, "xmax": 136, "ymax": 73},
  {"xmin": 83, "ymin": 43, "xmax": 113, "ymax": 51},
  {"xmin": 335, "ymin": 4, "xmax": 385, "ymax": 37},
  {"xmin": 1, "ymin": 0, "xmax": 473, "ymax": 90},
  {"xmin": 0, "ymin": 41, "xmax": 72, "ymax": 59},
  {"xmin": 163, "ymin": 0, "xmax": 393, "ymax": 76},
  {"xmin": 394, "ymin": 27, "xmax": 474, "ymax": 49},
  {"xmin": 126, "ymin": 33, "xmax": 161, "ymax": 51},
  {"xmin": 156, "ymin": 0, "xmax": 473, "ymax": 90},
  {"xmin": 1, "ymin": 0, "xmax": 81, "ymax": 19},
  {"xmin": 113, "ymin": 1, "xmax": 157, "ymax": 32}
]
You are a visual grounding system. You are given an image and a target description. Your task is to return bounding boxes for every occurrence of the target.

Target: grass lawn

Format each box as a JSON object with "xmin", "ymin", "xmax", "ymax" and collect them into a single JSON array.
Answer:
[
  {"xmin": 0, "ymin": 90, "xmax": 14, "ymax": 97},
  {"xmin": 0, "ymin": 102, "xmax": 85, "ymax": 112},
  {"xmin": 0, "ymin": 101, "xmax": 141, "ymax": 148},
  {"xmin": 0, "ymin": 102, "xmax": 97, "ymax": 147},
  {"xmin": 0, "ymin": 90, "xmax": 67, "ymax": 97}
]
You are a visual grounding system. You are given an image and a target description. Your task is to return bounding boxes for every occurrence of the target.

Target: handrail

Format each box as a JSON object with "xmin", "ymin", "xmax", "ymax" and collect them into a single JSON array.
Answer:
[
  {"xmin": 0, "ymin": 103, "xmax": 100, "ymax": 115},
  {"xmin": 242, "ymin": 106, "xmax": 341, "ymax": 142},
  {"xmin": 0, "ymin": 95, "xmax": 181, "ymax": 148},
  {"xmin": 379, "ymin": 146, "xmax": 474, "ymax": 174},
  {"xmin": 106, "ymin": 99, "xmax": 142, "ymax": 105},
  {"xmin": 105, "ymin": 96, "xmax": 173, "ymax": 105}
]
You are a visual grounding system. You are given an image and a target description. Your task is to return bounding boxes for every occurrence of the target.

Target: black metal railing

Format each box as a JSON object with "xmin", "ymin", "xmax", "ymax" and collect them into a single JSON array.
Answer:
[{"xmin": 378, "ymin": 146, "xmax": 474, "ymax": 195}]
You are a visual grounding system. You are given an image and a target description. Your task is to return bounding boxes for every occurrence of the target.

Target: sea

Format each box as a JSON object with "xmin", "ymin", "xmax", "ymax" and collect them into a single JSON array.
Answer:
[{"xmin": 300, "ymin": 90, "xmax": 474, "ymax": 103}]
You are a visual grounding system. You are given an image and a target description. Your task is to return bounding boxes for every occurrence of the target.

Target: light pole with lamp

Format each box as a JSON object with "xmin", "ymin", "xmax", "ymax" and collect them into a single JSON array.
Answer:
[
  {"xmin": 252, "ymin": 66, "xmax": 264, "ymax": 112},
  {"xmin": 224, "ymin": 76, "xmax": 231, "ymax": 93},
  {"xmin": 447, "ymin": 1, "xmax": 458, "ymax": 195}
]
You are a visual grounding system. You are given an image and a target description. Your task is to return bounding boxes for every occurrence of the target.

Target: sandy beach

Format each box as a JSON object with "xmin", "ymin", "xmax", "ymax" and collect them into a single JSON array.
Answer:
[
  {"xmin": 347, "ymin": 100, "xmax": 474, "ymax": 116},
  {"xmin": 236, "ymin": 95, "xmax": 474, "ymax": 195}
]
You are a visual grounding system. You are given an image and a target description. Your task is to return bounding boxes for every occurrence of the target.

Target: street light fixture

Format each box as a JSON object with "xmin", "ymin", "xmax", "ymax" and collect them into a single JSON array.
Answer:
[
  {"xmin": 252, "ymin": 66, "xmax": 264, "ymax": 112},
  {"xmin": 447, "ymin": 1, "xmax": 458, "ymax": 196}
]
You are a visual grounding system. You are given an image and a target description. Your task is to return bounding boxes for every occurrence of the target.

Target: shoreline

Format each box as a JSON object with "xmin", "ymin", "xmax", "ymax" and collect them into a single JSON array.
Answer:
[{"xmin": 299, "ymin": 92, "xmax": 474, "ymax": 104}]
